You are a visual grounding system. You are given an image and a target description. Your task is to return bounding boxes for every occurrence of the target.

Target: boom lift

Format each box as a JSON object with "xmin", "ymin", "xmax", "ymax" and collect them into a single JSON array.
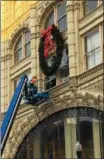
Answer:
[{"xmin": 1, "ymin": 75, "xmax": 50, "ymax": 154}]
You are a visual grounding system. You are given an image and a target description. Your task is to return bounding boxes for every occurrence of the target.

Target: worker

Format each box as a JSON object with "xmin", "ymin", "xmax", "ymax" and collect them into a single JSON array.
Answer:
[{"xmin": 29, "ymin": 76, "xmax": 38, "ymax": 97}]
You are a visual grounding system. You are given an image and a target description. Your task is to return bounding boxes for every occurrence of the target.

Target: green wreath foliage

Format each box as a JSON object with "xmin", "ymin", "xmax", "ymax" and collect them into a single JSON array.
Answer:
[{"xmin": 38, "ymin": 24, "xmax": 64, "ymax": 77}]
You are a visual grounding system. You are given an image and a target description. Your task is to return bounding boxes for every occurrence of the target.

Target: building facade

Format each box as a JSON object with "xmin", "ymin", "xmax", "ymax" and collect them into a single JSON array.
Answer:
[{"xmin": 1, "ymin": 0, "xmax": 104, "ymax": 159}]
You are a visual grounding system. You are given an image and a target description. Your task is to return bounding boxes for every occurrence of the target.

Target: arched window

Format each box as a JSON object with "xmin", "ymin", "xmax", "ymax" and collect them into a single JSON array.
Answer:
[
  {"xmin": 14, "ymin": 30, "xmax": 31, "ymax": 63},
  {"xmin": 45, "ymin": 2, "xmax": 67, "ymax": 32},
  {"xmin": 44, "ymin": 2, "xmax": 69, "ymax": 89}
]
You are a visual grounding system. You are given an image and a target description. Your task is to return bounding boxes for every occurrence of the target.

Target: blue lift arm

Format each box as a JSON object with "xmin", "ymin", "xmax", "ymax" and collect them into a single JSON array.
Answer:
[{"xmin": 1, "ymin": 75, "xmax": 28, "ymax": 153}]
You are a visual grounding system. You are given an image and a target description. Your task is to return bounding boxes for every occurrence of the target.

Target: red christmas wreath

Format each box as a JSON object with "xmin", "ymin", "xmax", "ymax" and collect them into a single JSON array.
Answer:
[{"xmin": 38, "ymin": 24, "xmax": 64, "ymax": 77}]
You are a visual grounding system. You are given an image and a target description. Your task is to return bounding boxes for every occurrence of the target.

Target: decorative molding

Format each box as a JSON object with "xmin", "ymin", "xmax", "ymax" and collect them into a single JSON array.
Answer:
[
  {"xmin": 9, "ymin": 23, "xmax": 29, "ymax": 49},
  {"xmin": 78, "ymin": 63, "xmax": 103, "ymax": 86},
  {"xmin": 66, "ymin": 5, "xmax": 74, "ymax": 12},
  {"xmin": 74, "ymin": 3, "xmax": 80, "ymax": 10},
  {"xmin": 36, "ymin": 1, "xmax": 55, "ymax": 24},
  {"xmin": 1, "ymin": 54, "xmax": 12, "ymax": 62}
]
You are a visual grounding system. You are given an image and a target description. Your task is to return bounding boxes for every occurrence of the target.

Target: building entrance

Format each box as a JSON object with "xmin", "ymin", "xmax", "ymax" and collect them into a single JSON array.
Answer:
[{"xmin": 15, "ymin": 108, "xmax": 104, "ymax": 159}]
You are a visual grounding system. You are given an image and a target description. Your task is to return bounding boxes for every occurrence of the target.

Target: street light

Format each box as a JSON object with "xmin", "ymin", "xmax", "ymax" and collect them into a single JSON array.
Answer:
[{"xmin": 75, "ymin": 141, "xmax": 82, "ymax": 159}]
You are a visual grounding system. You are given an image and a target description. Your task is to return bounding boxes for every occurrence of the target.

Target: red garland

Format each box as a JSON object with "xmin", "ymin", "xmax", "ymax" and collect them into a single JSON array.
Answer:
[{"xmin": 41, "ymin": 25, "xmax": 56, "ymax": 58}]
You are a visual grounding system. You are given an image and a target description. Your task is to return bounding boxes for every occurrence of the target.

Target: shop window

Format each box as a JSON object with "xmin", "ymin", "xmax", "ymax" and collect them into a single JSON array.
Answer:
[
  {"xmin": 15, "ymin": 113, "xmax": 104, "ymax": 159},
  {"xmin": 14, "ymin": 30, "xmax": 31, "ymax": 63},
  {"xmin": 101, "ymin": 121, "xmax": 104, "ymax": 158},
  {"xmin": 83, "ymin": 0, "xmax": 98, "ymax": 15},
  {"xmin": 79, "ymin": 119, "xmax": 94, "ymax": 159},
  {"xmin": 85, "ymin": 29, "xmax": 100, "ymax": 69},
  {"xmin": 45, "ymin": 2, "xmax": 67, "ymax": 32}
]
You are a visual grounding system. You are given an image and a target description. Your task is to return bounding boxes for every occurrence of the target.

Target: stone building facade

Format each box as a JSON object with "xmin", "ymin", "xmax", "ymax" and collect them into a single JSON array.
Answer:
[{"xmin": 1, "ymin": 0, "xmax": 104, "ymax": 159}]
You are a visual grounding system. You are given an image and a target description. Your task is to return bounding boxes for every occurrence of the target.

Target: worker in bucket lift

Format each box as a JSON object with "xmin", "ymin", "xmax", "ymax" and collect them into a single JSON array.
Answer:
[{"xmin": 29, "ymin": 76, "xmax": 38, "ymax": 97}]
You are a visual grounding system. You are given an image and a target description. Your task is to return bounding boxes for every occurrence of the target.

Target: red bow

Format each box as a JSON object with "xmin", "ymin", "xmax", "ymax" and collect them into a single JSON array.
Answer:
[{"xmin": 41, "ymin": 25, "xmax": 56, "ymax": 58}]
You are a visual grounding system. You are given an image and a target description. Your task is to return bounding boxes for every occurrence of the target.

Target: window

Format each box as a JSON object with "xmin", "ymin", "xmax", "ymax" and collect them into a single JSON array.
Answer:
[
  {"xmin": 14, "ymin": 36, "xmax": 22, "ymax": 62},
  {"xmin": 25, "ymin": 31, "xmax": 31, "ymax": 57},
  {"xmin": 14, "ymin": 30, "xmax": 31, "ymax": 63},
  {"xmin": 59, "ymin": 46, "xmax": 69, "ymax": 81},
  {"xmin": 43, "ymin": 2, "xmax": 68, "ymax": 88},
  {"xmin": 45, "ymin": 75, "xmax": 56, "ymax": 90},
  {"xmin": 83, "ymin": 0, "xmax": 98, "ymax": 15},
  {"xmin": 45, "ymin": 2, "xmax": 67, "ymax": 32},
  {"xmin": 85, "ymin": 29, "xmax": 100, "ymax": 69}
]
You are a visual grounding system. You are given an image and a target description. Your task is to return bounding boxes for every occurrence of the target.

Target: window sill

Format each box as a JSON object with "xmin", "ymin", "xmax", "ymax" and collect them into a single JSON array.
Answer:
[{"xmin": 10, "ymin": 55, "xmax": 31, "ymax": 79}]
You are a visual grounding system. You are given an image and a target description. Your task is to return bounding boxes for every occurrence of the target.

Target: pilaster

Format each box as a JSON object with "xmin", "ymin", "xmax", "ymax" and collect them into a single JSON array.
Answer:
[
  {"xmin": 66, "ymin": 1, "xmax": 77, "ymax": 77},
  {"xmin": 74, "ymin": 1, "xmax": 81, "ymax": 75},
  {"xmin": 1, "ymin": 41, "xmax": 12, "ymax": 112},
  {"xmin": 30, "ymin": 7, "xmax": 41, "ymax": 81}
]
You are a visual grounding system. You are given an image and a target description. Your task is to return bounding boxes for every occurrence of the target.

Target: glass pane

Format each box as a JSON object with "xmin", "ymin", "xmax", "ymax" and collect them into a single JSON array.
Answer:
[
  {"xmin": 91, "ymin": 31, "xmax": 99, "ymax": 49},
  {"xmin": 101, "ymin": 122, "xmax": 104, "ymax": 158},
  {"xmin": 15, "ymin": 36, "xmax": 22, "ymax": 51},
  {"xmin": 85, "ymin": 30, "xmax": 99, "ymax": 53},
  {"xmin": 94, "ymin": 47, "xmax": 100, "ymax": 65},
  {"xmin": 85, "ymin": 35, "xmax": 92, "ymax": 53},
  {"xmin": 45, "ymin": 75, "xmax": 56, "ymax": 90},
  {"xmin": 79, "ymin": 119, "xmax": 94, "ymax": 158},
  {"xmin": 57, "ymin": 3, "xmax": 66, "ymax": 19},
  {"xmin": 87, "ymin": 0, "xmax": 97, "ymax": 13},
  {"xmin": 58, "ymin": 16, "xmax": 67, "ymax": 32},
  {"xmin": 25, "ymin": 31, "xmax": 30, "ymax": 44},
  {"xmin": 84, "ymin": 0, "xmax": 97, "ymax": 14},
  {"xmin": 87, "ymin": 52, "xmax": 95, "ymax": 69},
  {"xmin": 16, "ymin": 49, "xmax": 22, "ymax": 62},
  {"xmin": 45, "ymin": 11, "xmax": 54, "ymax": 28},
  {"xmin": 60, "ymin": 47, "xmax": 69, "ymax": 78},
  {"xmin": 25, "ymin": 42, "xmax": 31, "ymax": 56},
  {"xmin": 40, "ymin": 120, "xmax": 65, "ymax": 159},
  {"xmin": 60, "ymin": 47, "xmax": 68, "ymax": 68}
]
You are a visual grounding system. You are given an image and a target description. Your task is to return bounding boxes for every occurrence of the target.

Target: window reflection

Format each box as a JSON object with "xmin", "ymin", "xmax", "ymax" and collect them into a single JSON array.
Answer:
[
  {"xmin": 45, "ymin": 2, "xmax": 67, "ymax": 32},
  {"xmin": 15, "ymin": 116, "xmax": 104, "ymax": 159},
  {"xmin": 79, "ymin": 118, "xmax": 94, "ymax": 159},
  {"xmin": 84, "ymin": 0, "xmax": 98, "ymax": 15}
]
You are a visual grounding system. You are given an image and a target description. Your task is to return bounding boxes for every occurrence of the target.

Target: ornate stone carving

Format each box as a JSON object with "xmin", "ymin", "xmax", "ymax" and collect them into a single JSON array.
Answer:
[
  {"xmin": 74, "ymin": 3, "xmax": 80, "ymax": 10},
  {"xmin": 66, "ymin": 5, "xmax": 74, "ymax": 12}
]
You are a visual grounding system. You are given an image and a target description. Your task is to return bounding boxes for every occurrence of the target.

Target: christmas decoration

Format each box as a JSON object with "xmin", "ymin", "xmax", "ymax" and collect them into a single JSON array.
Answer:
[{"xmin": 38, "ymin": 24, "xmax": 64, "ymax": 76}]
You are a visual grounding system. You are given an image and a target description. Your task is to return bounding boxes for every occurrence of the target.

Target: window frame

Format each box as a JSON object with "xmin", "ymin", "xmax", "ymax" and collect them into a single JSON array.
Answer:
[
  {"xmin": 84, "ymin": 28, "xmax": 101, "ymax": 70},
  {"xmin": 24, "ymin": 30, "xmax": 31, "ymax": 57},
  {"xmin": 42, "ymin": 1, "xmax": 68, "ymax": 89},
  {"xmin": 14, "ymin": 29, "xmax": 31, "ymax": 64},
  {"xmin": 44, "ymin": 1, "xmax": 67, "ymax": 32},
  {"xmin": 83, "ymin": 0, "xmax": 100, "ymax": 16}
]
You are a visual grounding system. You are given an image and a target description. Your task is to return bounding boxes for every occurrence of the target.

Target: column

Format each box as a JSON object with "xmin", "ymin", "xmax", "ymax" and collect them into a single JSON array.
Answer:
[
  {"xmin": 33, "ymin": 133, "xmax": 41, "ymax": 159},
  {"xmin": 64, "ymin": 118, "xmax": 77, "ymax": 158},
  {"xmin": 66, "ymin": 1, "xmax": 76, "ymax": 77},
  {"xmin": 30, "ymin": 5, "xmax": 42, "ymax": 90},
  {"xmin": 1, "ymin": 40, "xmax": 12, "ymax": 112},
  {"xmin": 74, "ymin": 1, "xmax": 81, "ymax": 75},
  {"xmin": 92, "ymin": 119, "xmax": 101, "ymax": 158},
  {"xmin": 30, "ymin": 5, "xmax": 37, "ymax": 77}
]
